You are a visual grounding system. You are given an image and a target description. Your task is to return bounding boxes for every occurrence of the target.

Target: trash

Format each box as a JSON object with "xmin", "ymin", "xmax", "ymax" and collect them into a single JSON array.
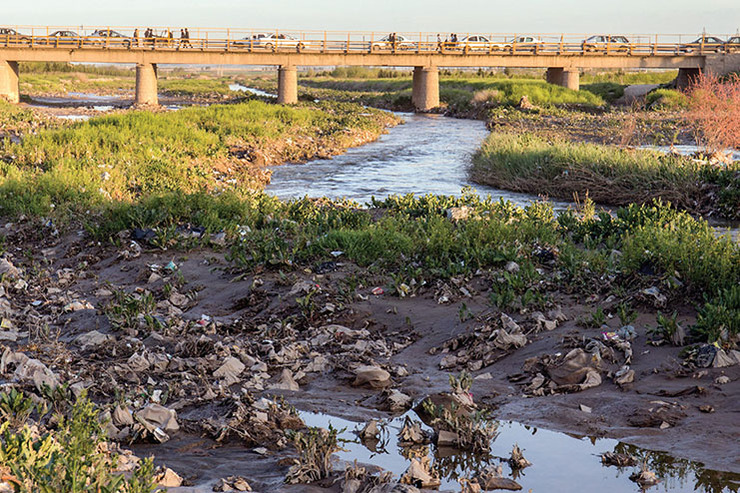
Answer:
[
  {"xmin": 268, "ymin": 369, "xmax": 300, "ymax": 391},
  {"xmin": 504, "ymin": 261, "xmax": 520, "ymax": 273},
  {"xmin": 642, "ymin": 286, "xmax": 667, "ymax": 307},
  {"xmin": 614, "ymin": 366, "xmax": 635, "ymax": 386},
  {"xmin": 699, "ymin": 405, "xmax": 715, "ymax": 413},
  {"xmin": 1, "ymin": 349, "xmax": 59, "ymax": 390},
  {"xmin": 352, "ymin": 366, "xmax": 391, "ymax": 388},
  {"xmin": 492, "ymin": 328, "xmax": 527, "ymax": 350},
  {"xmin": 630, "ymin": 464, "xmax": 660, "ymax": 486},
  {"xmin": 371, "ymin": 287, "xmax": 384, "ymax": 296},
  {"xmin": 579, "ymin": 404, "xmax": 592, "ymax": 413},
  {"xmin": 0, "ymin": 258, "xmax": 21, "ymax": 278},
  {"xmin": 134, "ymin": 403, "xmax": 180, "ymax": 439},
  {"xmin": 400, "ymin": 456, "xmax": 441, "ymax": 489},
  {"xmin": 74, "ymin": 330, "xmax": 112, "ymax": 349},
  {"xmin": 63, "ymin": 300, "xmax": 94, "ymax": 312},
  {"xmin": 164, "ymin": 261, "xmax": 177, "ymax": 272},
  {"xmin": 436, "ymin": 429, "xmax": 459, "ymax": 447},
  {"xmin": 446, "ymin": 206, "xmax": 471, "ymax": 222},
  {"xmin": 330, "ymin": 250, "xmax": 344, "ymax": 257},
  {"xmin": 398, "ymin": 417, "xmax": 429, "ymax": 445},
  {"xmin": 715, "ymin": 375, "xmax": 730, "ymax": 385},
  {"xmin": 210, "ymin": 232, "xmax": 227, "ymax": 246},
  {"xmin": 384, "ymin": 389, "xmax": 413, "ymax": 412},
  {"xmin": 359, "ymin": 420, "xmax": 380, "ymax": 441}
]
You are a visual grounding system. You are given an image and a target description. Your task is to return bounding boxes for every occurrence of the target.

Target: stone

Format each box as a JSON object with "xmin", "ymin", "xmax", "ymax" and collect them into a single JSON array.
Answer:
[
  {"xmin": 477, "ymin": 465, "xmax": 522, "ymax": 491},
  {"xmin": 386, "ymin": 389, "xmax": 413, "ymax": 412},
  {"xmin": 74, "ymin": 330, "xmax": 111, "ymax": 349},
  {"xmin": 155, "ymin": 468, "xmax": 183, "ymax": 488},
  {"xmin": 352, "ymin": 366, "xmax": 391, "ymax": 388},
  {"xmin": 214, "ymin": 357, "xmax": 246, "ymax": 386},
  {"xmin": 436, "ymin": 430, "xmax": 459, "ymax": 446},
  {"xmin": 268, "ymin": 369, "xmax": 300, "ymax": 391}
]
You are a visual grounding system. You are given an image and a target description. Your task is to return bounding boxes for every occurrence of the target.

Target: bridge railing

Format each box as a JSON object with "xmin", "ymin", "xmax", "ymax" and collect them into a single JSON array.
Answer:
[{"xmin": 1, "ymin": 27, "xmax": 738, "ymax": 55}]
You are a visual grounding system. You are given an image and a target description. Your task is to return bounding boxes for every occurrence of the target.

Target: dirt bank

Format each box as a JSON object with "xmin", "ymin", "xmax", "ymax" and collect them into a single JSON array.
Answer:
[{"xmin": 0, "ymin": 219, "xmax": 736, "ymax": 491}]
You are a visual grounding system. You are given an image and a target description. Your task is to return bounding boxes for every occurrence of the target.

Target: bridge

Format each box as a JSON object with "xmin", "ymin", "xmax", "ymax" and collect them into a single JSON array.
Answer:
[{"xmin": 2, "ymin": 26, "xmax": 739, "ymax": 110}]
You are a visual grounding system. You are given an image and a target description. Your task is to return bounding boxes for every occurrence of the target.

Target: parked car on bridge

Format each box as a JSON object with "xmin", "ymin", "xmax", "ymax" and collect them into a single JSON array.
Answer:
[
  {"xmin": 679, "ymin": 35, "xmax": 725, "ymax": 54},
  {"xmin": 582, "ymin": 35, "xmax": 630, "ymax": 53},
  {"xmin": 726, "ymin": 36, "xmax": 740, "ymax": 53},
  {"xmin": 239, "ymin": 33, "xmax": 305, "ymax": 51},
  {"xmin": 36, "ymin": 30, "xmax": 81, "ymax": 46},
  {"xmin": 88, "ymin": 29, "xmax": 132, "ymax": 48},
  {"xmin": 0, "ymin": 28, "xmax": 30, "ymax": 45},
  {"xmin": 371, "ymin": 34, "xmax": 415, "ymax": 51}
]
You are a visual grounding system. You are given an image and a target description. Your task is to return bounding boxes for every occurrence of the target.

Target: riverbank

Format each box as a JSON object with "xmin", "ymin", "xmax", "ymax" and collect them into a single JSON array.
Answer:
[
  {"xmin": 0, "ymin": 100, "xmax": 399, "ymax": 216},
  {"xmin": 471, "ymin": 132, "xmax": 740, "ymax": 219},
  {"xmin": 0, "ymin": 194, "xmax": 737, "ymax": 491}
]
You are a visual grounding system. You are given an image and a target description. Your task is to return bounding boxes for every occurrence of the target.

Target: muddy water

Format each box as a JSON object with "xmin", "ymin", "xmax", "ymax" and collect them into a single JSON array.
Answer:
[{"xmin": 266, "ymin": 113, "xmax": 573, "ymax": 212}]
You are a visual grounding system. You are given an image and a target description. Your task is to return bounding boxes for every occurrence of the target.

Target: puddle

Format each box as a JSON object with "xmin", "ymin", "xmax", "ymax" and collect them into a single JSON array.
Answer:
[
  {"xmin": 641, "ymin": 145, "xmax": 740, "ymax": 162},
  {"xmin": 229, "ymin": 83, "xmax": 277, "ymax": 98},
  {"xmin": 300, "ymin": 410, "xmax": 740, "ymax": 492}
]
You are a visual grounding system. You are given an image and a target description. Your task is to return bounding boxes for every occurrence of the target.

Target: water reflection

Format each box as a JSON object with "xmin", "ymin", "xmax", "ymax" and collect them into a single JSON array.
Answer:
[{"xmin": 300, "ymin": 410, "xmax": 739, "ymax": 492}]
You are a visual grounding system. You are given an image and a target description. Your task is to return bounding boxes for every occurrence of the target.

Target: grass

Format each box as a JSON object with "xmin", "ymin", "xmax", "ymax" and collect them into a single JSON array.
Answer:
[
  {"xmin": 471, "ymin": 132, "xmax": 739, "ymax": 218},
  {"xmin": 20, "ymin": 72, "xmax": 134, "ymax": 95},
  {"xmin": 581, "ymin": 70, "xmax": 678, "ymax": 85},
  {"xmin": 159, "ymin": 77, "xmax": 240, "ymax": 98},
  {"xmin": 0, "ymin": 100, "xmax": 398, "ymax": 216},
  {"xmin": 646, "ymin": 89, "xmax": 689, "ymax": 110}
]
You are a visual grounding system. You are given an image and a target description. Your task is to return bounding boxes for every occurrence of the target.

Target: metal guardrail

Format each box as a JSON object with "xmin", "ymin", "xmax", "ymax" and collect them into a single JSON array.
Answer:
[{"xmin": 1, "ymin": 27, "xmax": 739, "ymax": 56}]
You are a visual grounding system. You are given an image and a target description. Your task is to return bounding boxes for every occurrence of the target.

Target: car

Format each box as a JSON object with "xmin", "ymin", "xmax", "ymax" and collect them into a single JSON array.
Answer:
[
  {"xmin": 582, "ymin": 35, "xmax": 631, "ymax": 53},
  {"xmin": 88, "ymin": 29, "xmax": 132, "ymax": 48},
  {"xmin": 37, "ymin": 30, "xmax": 81, "ymax": 46},
  {"xmin": 726, "ymin": 36, "xmax": 740, "ymax": 53},
  {"xmin": 680, "ymin": 35, "xmax": 725, "ymax": 54},
  {"xmin": 237, "ymin": 33, "xmax": 305, "ymax": 51},
  {"xmin": 0, "ymin": 28, "xmax": 30, "ymax": 45},
  {"xmin": 457, "ymin": 35, "xmax": 493, "ymax": 51},
  {"xmin": 487, "ymin": 36, "xmax": 544, "ymax": 52},
  {"xmin": 371, "ymin": 34, "xmax": 415, "ymax": 51}
]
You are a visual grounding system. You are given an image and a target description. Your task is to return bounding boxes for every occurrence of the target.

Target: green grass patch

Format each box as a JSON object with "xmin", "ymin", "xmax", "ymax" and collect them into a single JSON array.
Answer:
[
  {"xmin": 471, "ymin": 132, "xmax": 739, "ymax": 218},
  {"xmin": 645, "ymin": 89, "xmax": 689, "ymax": 110},
  {"xmin": 582, "ymin": 82, "xmax": 625, "ymax": 103},
  {"xmin": 159, "ymin": 77, "xmax": 239, "ymax": 97},
  {"xmin": 581, "ymin": 70, "xmax": 678, "ymax": 85}
]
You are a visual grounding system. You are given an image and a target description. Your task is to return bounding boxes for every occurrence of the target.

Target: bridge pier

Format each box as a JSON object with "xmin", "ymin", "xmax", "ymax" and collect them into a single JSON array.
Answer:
[
  {"xmin": 0, "ymin": 61, "xmax": 19, "ymax": 104},
  {"xmin": 412, "ymin": 66, "xmax": 439, "ymax": 112},
  {"xmin": 135, "ymin": 63, "xmax": 158, "ymax": 106},
  {"xmin": 676, "ymin": 67, "xmax": 701, "ymax": 90},
  {"xmin": 277, "ymin": 65, "xmax": 298, "ymax": 104},
  {"xmin": 546, "ymin": 67, "xmax": 579, "ymax": 90}
]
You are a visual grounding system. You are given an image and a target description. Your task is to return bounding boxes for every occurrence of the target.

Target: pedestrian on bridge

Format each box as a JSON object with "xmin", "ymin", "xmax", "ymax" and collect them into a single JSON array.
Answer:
[
  {"xmin": 182, "ymin": 28, "xmax": 192, "ymax": 48},
  {"xmin": 133, "ymin": 28, "xmax": 140, "ymax": 48},
  {"xmin": 167, "ymin": 30, "xmax": 174, "ymax": 48}
]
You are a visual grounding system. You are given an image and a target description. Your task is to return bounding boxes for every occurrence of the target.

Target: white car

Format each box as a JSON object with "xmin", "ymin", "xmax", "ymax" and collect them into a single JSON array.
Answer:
[
  {"xmin": 371, "ymin": 35, "xmax": 415, "ymax": 51},
  {"xmin": 490, "ymin": 36, "xmax": 544, "ymax": 52},
  {"xmin": 236, "ymin": 33, "xmax": 305, "ymax": 51}
]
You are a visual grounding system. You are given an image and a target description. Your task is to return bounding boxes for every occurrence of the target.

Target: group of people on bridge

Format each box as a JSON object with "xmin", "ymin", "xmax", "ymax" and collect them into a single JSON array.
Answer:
[{"xmin": 131, "ymin": 27, "xmax": 192, "ymax": 48}]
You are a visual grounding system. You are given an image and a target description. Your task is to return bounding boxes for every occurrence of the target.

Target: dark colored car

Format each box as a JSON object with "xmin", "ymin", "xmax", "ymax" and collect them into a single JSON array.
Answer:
[
  {"xmin": 680, "ymin": 35, "xmax": 725, "ymax": 54},
  {"xmin": 582, "ymin": 35, "xmax": 630, "ymax": 53},
  {"xmin": 0, "ymin": 28, "xmax": 30, "ymax": 45},
  {"xmin": 725, "ymin": 36, "xmax": 740, "ymax": 53},
  {"xmin": 88, "ymin": 29, "xmax": 132, "ymax": 48},
  {"xmin": 37, "ymin": 30, "xmax": 82, "ymax": 46}
]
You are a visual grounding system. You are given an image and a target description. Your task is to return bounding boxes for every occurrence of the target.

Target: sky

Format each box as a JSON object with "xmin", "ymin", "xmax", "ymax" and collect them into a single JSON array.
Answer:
[{"xmin": 5, "ymin": 0, "xmax": 740, "ymax": 36}]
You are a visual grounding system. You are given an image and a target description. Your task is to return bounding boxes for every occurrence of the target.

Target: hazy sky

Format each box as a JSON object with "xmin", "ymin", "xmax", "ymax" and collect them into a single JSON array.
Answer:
[{"xmin": 5, "ymin": 0, "xmax": 740, "ymax": 35}]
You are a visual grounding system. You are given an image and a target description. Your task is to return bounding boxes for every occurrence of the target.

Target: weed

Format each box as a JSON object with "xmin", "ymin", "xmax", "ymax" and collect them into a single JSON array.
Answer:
[
  {"xmin": 105, "ymin": 289, "xmax": 158, "ymax": 332},
  {"xmin": 648, "ymin": 311, "xmax": 682, "ymax": 344},
  {"xmin": 693, "ymin": 285, "xmax": 740, "ymax": 343},
  {"xmin": 616, "ymin": 302, "xmax": 638, "ymax": 327},
  {"xmin": 285, "ymin": 425, "xmax": 343, "ymax": 484},
  {"xmin": 0, "ymin": 388, "xmax": 37, "ymax": 429}
]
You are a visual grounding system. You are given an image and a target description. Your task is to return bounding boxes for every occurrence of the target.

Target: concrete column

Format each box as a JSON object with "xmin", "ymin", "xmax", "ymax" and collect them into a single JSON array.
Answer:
[
  {"xmin": 676, "ymin": 67, "xmax": 701, "ymax": 90},
  {"xmin": 546, "ymin": 67, "xmax": 564, "ymax": 86},
  {"xmin": 135, "ymin": 63, "xmax": 158, "ymax": 106},
  {"xmin": 0, "ymin": 61, "xmax": 19, "ymax": 104},
  {"xmin": 562, "ymin": 69, "xmax": 580, "ymax": 91},
  {"xmin": 277, "ymin": 65, "xmax": 298, "ymax": 104},
  {"xmin": 411, "ymin": 66, "xmax": 439, "ymax": 112}
]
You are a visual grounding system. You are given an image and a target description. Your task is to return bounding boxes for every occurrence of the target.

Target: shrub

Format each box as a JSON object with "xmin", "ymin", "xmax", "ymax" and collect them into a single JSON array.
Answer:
[{"xmin": 687, "ymin": 72, "xmax": 740, "ymax": 152}]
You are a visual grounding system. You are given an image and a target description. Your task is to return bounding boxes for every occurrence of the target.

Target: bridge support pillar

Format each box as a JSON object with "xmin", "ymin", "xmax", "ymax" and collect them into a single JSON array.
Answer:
[
  {"xmin": 546, "ymin": 67, "xmax": 579, "ymax": 90},
  {"xmin": 277, "ymin": 65, "xmax": 298, "ymax": 104},
  {"xmin": 676, "ymin": 68, "xmax": 701, "ymax": 90},
  {"xmin": 135, "ymin": 63, "xmax": 158, "ymax": 106},
  {"xmin": 0, "ymin": 61, "xmax": 19, "ymax": 104},
  {"xmin": 412, "ymin": 66, "xmax": 439, "ymax": 112}
]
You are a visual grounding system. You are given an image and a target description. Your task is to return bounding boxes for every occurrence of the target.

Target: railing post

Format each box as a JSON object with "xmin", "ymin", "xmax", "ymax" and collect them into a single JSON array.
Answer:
[
  {"xmin": 559, "ymin": 34, "xmax": 564, "ymax": 55},
  {"xmin": 324, "ymin": 31, "xmax": 327, "ymax": 52}
]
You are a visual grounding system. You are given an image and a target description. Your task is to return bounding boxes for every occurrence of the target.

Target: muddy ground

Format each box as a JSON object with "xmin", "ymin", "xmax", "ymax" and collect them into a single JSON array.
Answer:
[{"xmin": 0, "ymin": 219, "xmax": 737, "ymax": 492}]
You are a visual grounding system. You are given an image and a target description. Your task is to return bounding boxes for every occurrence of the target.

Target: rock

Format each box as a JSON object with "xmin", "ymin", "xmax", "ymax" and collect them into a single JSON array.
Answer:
[
  {"xmin": 113, "ymin": 405, "xmax": 134, "ymax": 427},
  {"xmin": 214, "ymin": 476, "xmax": 252, "ymax": 491},
  {"xmin": 436, "ymin": 430, "xmax": 459, "ymax": 446},
  {"xmin": 214, "ymin": 357, "xmax": 246, "ymax": 386},
  {"xmin": 400, "ymin": 457, "xmax": 440, "ymax": 489},
  {"xmin": 504, "ymin": 261, "xmax": 520, "ymax": 273},
  {"xmin": 268, "ymin": 369, "xmax": 300, "ymax": 391},
  {"xmin": 385, "ymin": 389, "xmax": 413, "ymax": 412},
  {"xmin": 439, "ymin": 355, "xmax": 458, "ymax": 370},
  {"xmin": 135, "ymin": 404, "xmax": 180, "ymax": 433},
  {"xmin": 0, "ymin": 258, "xmax": 20, "ymax": 278},
  {"xmin": 353, "ymin": 366, "xmax": 391, "ymax": 388},
  {"xmin": 74, "ymin": 330, "xmax": 111, "ymax": 349},
  {"xmin": 446, "ymin": 206, "xmax": 471, "ymax": 222},
  {"xmin": 477, "ymin": 465, "xmax": 522, "ymax": 491},
  {"xmin": 155, "ymin": 467, "xmax": 183, "ymax": 488},
  {"xmin": 169, "ymin": 293, "xmax": 189, "ymax": 307},
  {"xmin": 360, "ymin": 420, "xmax": 380, "ymax": 441}
]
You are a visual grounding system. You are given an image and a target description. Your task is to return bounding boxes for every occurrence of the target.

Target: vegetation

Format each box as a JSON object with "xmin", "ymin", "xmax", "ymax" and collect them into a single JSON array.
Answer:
[
  {"xmin": 19, "ymin": 62, "xmax": 134, "ymax": 77},
  {"xmin": 687, "ymin": 72, "xmax": 740, "ymax": 152},
  {"xmin": 471, "ymin": 132, "xmax": 739, "ymax": 218},
  {"xmin": 285, "ymin": 426, "xmax": 342, "ymax": 484},
  {"xmin": 0, "ymin": 100, "xmax": 397, "ymax": 215},
  {"xmin": 580, "ymin": 70, "xmax": 678, "ymax": 85},
  {"xmin": 645, "ymin": 89, "xmax": 689, "ymax": 110},
  {"xmin": 159, "ymin": 77, "xmax": 240, "ymax": 98},
  {"xmin": 19, "ymin": 72, "xmax": 134, "ymax": 96},
  {"xmin": 0, "ymin": 390, "xmax": 158, "ymax": 493}
]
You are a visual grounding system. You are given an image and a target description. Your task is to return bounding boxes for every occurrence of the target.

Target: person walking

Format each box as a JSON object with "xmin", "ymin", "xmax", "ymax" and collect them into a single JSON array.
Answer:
[
  {"xmin": 183, "ymin": 28, "xmax": 191, "ymax": 48},
  {"xmin": 133, "ymin": 28, "xmax": 140, "ymax": 48},
  {"xmin": 167, "ymin": 30, "xmax": 173, "ymax": 48}
]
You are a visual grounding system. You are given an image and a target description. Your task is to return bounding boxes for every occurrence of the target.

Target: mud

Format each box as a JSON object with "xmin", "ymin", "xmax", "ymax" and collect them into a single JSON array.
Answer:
[{"xmin": 0, "ymin": 219, "xmax": 737, "ymax": 492}]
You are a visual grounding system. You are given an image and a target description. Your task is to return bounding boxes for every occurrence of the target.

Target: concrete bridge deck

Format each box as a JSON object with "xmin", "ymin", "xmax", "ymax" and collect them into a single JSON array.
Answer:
[{"xmin": 2, "ymin": 27, "xmax": 739, "ymax": 109}]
